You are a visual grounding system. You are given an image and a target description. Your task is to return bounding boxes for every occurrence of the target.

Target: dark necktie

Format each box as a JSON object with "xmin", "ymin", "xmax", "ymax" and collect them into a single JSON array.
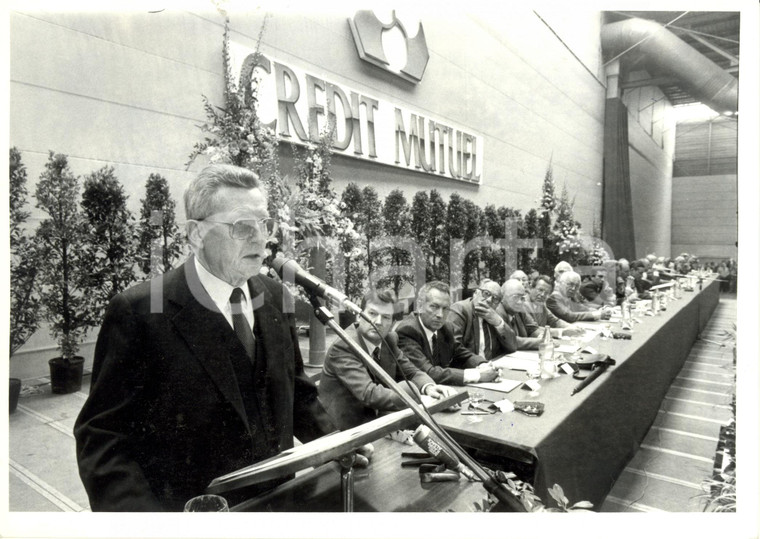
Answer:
[
  {"xmin": 431, "ymin": 332, "xmax": 440, "ymax": 362},
  {"xmin": 230, "ymin": 287, "xmax": 256, "ymax": 362},
  {"xmin": 482, "ymin": 320, "xmax": 492, "ymax": 359},
  {"xmin": 372, "ymin": 347, "xmax": 381, "ymax": 362}
]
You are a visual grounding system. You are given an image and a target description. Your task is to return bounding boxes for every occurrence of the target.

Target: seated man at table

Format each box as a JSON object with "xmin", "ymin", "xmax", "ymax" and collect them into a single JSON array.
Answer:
[
  {"xmin": 524, "ymin": 275, "xmax": 584, "ymax": 338},
  {"xmin": 547, "ymin": 271, "xmax": 612, "ymax": 323},
  {"xmin": 397, "ymin": 281, "xmax": 500, "ymax": 386},
  {"xmin": 509, "ymin": 270, "xmax": 530, "ymax": 290},
  {"xmin": 318, "ymin": 290, "xmax": 455, "ymax": 430},
  {"xmin": 629, "ymin": 260, "xmax": 654, "ymax": 299},
  {"xmin": 448, "ymin": 278, "xmax": 517, "ymax": 359},
  {"xmin": 581, "ymin": 264, "xmax": 617, "ymax": 308},
  {"xmin": 495, "ymin": 279, "xmax": 545, "ymax": 350}
]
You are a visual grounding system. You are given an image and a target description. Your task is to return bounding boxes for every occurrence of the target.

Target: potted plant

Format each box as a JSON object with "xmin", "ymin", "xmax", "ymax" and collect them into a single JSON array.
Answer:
[
  {"xmin": 9, "ymin": 148, "xmax": 41, "ymax": 411},
  {"xmin": 34, "ymin": 152, "xmax": 97, "ymax": 394},
  {"xmin": 81, "ymin": 165, "xmax": 137, "ymax": 319}
]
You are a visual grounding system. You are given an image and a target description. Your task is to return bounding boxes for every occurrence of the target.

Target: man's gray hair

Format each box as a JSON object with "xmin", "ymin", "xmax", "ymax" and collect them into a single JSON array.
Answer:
[
  {"xmin": 417, "ymin": 281, "xmax": 450, "ymax": 306},
  {"xmin": 184, "ymin": 164, "xmax": 263, "ymax": 220},
  {"xmin": 558, "ymin": 270, "xmax": 581, "ymax": 284}
]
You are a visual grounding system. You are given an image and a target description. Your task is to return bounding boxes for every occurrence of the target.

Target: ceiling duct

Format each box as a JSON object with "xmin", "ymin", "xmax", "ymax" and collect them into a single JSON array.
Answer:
[{"xmin": 601, "ymin": 17, "xmax": 738, "ymax": 113}]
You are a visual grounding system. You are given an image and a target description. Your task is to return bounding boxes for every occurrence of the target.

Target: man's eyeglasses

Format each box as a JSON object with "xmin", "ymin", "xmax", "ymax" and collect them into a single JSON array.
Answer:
[
  {"xmin": 478, "ymin": 289, "xmax": 501, "ymax": 302},
  {"xmin": 507, "ymin": 293, "xmax": 526, "ymax": 301},
  {"xmin": 198, "ymin": 217, "xmax": 278, "ymax": 240}
]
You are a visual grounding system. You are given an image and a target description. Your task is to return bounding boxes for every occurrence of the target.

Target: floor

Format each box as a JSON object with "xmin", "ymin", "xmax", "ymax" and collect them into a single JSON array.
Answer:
[
  {"xmin": 600, "ymin": 294, "xmax": 736, "ymax": 512},
  {"xmin": 8, "ymin": 296, "xmax": 736, "ymax": 512}
]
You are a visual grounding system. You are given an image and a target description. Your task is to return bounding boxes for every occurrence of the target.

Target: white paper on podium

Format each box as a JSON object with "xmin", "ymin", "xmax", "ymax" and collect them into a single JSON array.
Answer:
[{"xmin": 468, "ymin": 378, "xmax": 523, "ymax": 394}]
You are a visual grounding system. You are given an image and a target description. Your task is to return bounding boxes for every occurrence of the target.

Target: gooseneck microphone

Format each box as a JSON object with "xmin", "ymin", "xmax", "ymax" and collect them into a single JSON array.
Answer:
[
  {"xmin": 270, "ymin": 257, "xmax": 363, "ymax": 315},
  {"xmin": 413, "ymin": 425, "xmax": 477, "ymax": 481}
]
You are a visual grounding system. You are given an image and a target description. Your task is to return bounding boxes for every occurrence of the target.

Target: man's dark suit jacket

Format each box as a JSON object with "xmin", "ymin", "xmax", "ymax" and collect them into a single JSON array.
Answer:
[
  {"xmin": 495, "ymin": 303, "xmax": 541, "ymax": 350},
  {"xmin": 448, "ymin": 298, "xmax": 517, "ymax": 359},
  {"xmin": 73, "ymin": 258, "xmax": 334, "ymax": 511},
  {"xmin": 318, "ymin": 327, "xmax": 433, "ymax": 430},
  {"xmin": 396, "ymin": 313, "xmax": 485, "ymax": 386}
]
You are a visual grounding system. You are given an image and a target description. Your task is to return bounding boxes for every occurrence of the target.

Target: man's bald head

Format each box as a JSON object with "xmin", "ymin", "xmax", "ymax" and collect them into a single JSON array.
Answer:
[{"xmin": 501, "ymin": 279, "xmax": 527, "ymax": 312}]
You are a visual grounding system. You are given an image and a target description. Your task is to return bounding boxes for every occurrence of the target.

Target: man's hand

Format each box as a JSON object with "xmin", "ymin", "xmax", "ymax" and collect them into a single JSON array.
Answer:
[
  {"xmin": 424, "ymin": 384, "xmax": 458, "ymax": 400},
  {"xmin": 473, "ymin": 300, "xmax": 503, "ymax": 327},
  {"xmin": 562, "ymin": 325, "xmax": 585, "ymax": 337},
  {"xmin": 353, "ymin": 443, "xmax": 375, "ymax": 468},
  {"xmin": 477, "ymin": 362, "xmax": 500, "ymax": 383}
]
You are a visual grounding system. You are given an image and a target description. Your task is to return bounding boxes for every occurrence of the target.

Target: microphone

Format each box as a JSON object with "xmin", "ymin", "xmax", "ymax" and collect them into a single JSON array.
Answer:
[
  {"xmin": 270, "ymin": 257, "xmax": 363, "ymax": 315},
  {"xmin": 413, "ymin": 425, "xmax": 476, "ymax": 481}
]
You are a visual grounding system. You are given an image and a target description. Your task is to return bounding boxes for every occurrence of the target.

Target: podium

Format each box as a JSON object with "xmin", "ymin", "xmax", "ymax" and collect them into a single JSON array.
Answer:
[{"xmin": 206, "ymin": 392, "xmax": 466, "ymax": 511}]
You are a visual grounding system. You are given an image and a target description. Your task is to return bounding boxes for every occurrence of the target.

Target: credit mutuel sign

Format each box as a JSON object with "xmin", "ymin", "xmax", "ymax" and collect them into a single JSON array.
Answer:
[{"xmin": 230, "ymin": 12, "xmax": 483, "ymax": 184}]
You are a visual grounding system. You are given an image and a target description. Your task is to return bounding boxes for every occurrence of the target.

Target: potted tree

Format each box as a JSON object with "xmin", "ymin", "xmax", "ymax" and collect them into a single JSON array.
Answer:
[
  {"xmin": 9, "ymin": 148, "xmax": 41, "ymax": 411},
  {"xmin": 81, "ymin": 165, "xmax": 137, "ymax": 320},
  {"xmin": 34, "ymin": 152, "xmax": 96, "ymax": 394}
]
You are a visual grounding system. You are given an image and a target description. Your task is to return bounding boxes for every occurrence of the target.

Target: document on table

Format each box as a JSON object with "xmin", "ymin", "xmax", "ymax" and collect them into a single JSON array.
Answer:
[
  {"xmin": 468, "ymin": 378, "xmax": 523, "ymax": 394},
  {"xmin": 491, "ymin": 351, "xmax": 538, "ymax": 371}
]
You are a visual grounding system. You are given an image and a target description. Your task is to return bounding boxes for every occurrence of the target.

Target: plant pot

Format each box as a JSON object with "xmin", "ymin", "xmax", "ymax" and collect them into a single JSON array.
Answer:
[
  {"xmin": 9, "ymin": 378, "xmax": 22, "ymax": 413},
  {"xmin": 48, "ymin": 356, "xmax": 85, "ymax": 394}
]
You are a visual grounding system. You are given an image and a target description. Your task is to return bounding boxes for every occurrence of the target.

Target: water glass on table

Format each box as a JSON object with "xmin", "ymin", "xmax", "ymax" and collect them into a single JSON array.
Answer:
[{"xmin": 184, "ymin": 494, "xmax": 229, "ymax": 512}]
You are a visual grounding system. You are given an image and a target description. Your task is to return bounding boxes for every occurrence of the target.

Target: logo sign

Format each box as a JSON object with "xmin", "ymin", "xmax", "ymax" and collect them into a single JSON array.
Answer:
[
  {"xmin": 348, "ymin": 10, "xmax": 429, "ymax": 83},
  {"xmin": 231, "ymin": 44, "xmax": 483, "ymax": 184}
]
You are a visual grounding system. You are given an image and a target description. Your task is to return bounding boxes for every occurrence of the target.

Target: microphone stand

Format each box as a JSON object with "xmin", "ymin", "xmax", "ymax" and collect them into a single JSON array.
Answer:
[{"xmin": 308, "ymin": 295, "xmax": 526, "ymax": 512}]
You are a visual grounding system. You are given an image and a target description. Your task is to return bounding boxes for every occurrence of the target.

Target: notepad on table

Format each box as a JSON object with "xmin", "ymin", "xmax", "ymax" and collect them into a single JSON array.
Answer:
[
  {"xmin": 491, "ymin": 351, "xmax": 538, "ymax": 371},
  {"xmin": 468, "ymin": 378, "xmax": 523, "ymax": 394}
]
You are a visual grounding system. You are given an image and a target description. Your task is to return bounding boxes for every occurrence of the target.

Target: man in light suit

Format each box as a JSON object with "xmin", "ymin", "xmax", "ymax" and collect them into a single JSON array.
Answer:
[
  {"xmin": 318, "ymin": 290, "xmax": 455, "ymax": 431},
  {"xmin": 448, "ymin": 279, "xmax": 517, "ymax": 359},
  {"xmin": 547, "ymin": 271, "xmax": 612, "ymax": 323},
  {"xmin": 74, "ymin": 165, "xmax": 335, "ymax": 511},
  {"xmin": 397, "ymin": 281, "xmax": 499, "ymax": 386}
]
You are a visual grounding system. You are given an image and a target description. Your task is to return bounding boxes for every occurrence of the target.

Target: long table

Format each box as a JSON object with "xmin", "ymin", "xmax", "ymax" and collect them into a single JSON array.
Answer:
[
  {"xmin": 434, "ymin": 277, "xmax": 720, "ymax": 509},
  {"xmin": 234, "ymin": 278, "xmax": 719, "ymax": 511}
]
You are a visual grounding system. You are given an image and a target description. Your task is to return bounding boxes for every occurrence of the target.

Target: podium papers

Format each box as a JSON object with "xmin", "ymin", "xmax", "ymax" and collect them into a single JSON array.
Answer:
[
  {"xmin": 650, "ymin": 282, "xmax": 675, "ymax": 290},
  {"xmin": 206, "ymin": 391, "xmax": 467, "ymax": 495}
]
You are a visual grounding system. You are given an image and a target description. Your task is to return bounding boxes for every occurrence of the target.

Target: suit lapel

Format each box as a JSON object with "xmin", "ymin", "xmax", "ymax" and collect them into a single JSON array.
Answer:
[{"xmin": 168, "ymin": 260, "xmax": 250, "ymax": 430}]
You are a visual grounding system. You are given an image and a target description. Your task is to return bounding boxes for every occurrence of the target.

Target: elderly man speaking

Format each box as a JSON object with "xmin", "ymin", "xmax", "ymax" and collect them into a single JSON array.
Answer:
[{"xmin": 74, "ymin": 165, "xmax": 335, "ymax": 511}]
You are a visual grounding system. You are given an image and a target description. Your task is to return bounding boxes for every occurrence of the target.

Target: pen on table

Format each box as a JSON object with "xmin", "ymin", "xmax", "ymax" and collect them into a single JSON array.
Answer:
[{"xmin": 570, "ymin": 365, "xmax": 607, "ymax": 396}]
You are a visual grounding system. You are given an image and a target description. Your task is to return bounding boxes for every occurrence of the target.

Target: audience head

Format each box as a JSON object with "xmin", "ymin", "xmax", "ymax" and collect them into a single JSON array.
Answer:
[
  {"xmin": 473, "ymin": 279, "xmax": 503, "ymax": 309},
  {"xmin": 557, "ymin": 271, "xmax": 582, "ymax": 299},
  {"xmin": 529, "ymin": 274, "xmax": 554, "ymax": 304},
  {"xmin": 554, "ymin": 261, "xmax": 573, "ymax": 280},
  {"xmin": 501, "ymin": 278, "xmax": 528, "ymax": 312},
  {"xmin": 416, "ymin": 281, "xmax": 451, "ymax": 332},
  {"xmin": 358, "ymin": 289, "xmax": 396, "ymax": 344},
  {"xmin": 509, "ymin": 270, "xmax": 530, "ymax": 289},
  {"xmin": 630, "ymin": 260, "xmax": 647, "ymax": 278}
]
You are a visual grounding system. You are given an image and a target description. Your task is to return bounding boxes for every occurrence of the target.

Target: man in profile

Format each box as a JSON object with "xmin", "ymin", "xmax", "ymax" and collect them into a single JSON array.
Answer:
[
  {"xmin": 509, "ymin": 270, "xmax": 530, "ymax": 290},
  {"xmin": 448, "ymin": 279, "xmax": 517, "ymax": 359},
  {"xmin": 397, "ymin": 281, "xmax": 499, "ymax": 386},
  {"xmin": 495, "ymin": 278, "xmax": 544, "ymax": 349},
  {"xmin": 74, "ymin": 165, "xmax": 334, "ymax": 511},
  {"xmin": 547, "ymin": 271, "xmax": 612, "ymax": 323},
  {"xmin": 318, "ymin": 289, "xmax": 455, "ymax": 431}
]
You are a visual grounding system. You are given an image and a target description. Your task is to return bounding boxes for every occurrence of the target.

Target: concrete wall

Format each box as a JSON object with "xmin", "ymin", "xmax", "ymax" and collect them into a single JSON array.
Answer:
[
  {"xmin": 9, "ymin": 7, "xmax": 609, "ymax": 377},
  {"xmin": 672, "ymin": 174, "xmax": 738, "ymax": 260},
  {"xmin": 621, "ymin": 76, "xmax": 676, "ymax": 258}
]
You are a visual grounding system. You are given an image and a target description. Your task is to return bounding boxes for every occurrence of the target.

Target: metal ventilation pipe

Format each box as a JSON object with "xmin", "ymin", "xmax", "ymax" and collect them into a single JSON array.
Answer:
[{"xmin": 601, "ymin": 18, "xmax": 738, "ymax": 113}]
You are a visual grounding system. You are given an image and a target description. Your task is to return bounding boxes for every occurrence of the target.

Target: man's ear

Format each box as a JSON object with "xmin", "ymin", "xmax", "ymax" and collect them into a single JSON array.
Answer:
[{"xmin": 186, "ymin": 220, "xmax": 203, "ymax": 249}]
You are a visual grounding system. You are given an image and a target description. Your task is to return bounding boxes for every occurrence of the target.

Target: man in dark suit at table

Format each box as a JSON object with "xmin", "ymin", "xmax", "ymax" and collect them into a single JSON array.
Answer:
[
  {"xmin": 74, "ymin": 164, "xmax": 335, "ymax": 511},
  {"xmin": 397, "ymin": 281, "xmax": 499, "ymax": 386},
  {"xmin": 448, "ymin": 278, "xmax": 517, "ymax": 359},
  {"xmin": 318, "ymin": 289, "xmax": 455, "ymax": 430},
  {"xmin": 547, "ymin": 271, "xmax": 612, "ymax": 323}
]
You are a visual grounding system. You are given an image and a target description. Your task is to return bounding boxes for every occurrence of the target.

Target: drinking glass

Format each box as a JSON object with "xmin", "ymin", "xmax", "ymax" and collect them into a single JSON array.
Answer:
[{"xmin": 184, "ymin": 494, "xmax": 229, "ymax": 512}]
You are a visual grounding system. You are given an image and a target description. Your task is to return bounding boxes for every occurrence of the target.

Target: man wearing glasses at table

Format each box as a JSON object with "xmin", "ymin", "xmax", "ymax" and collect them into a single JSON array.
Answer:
[
  {"xmin": 448, "ymin": 279, "xmax": 518, "ymax": 360},
  {"xmin": 495, "ymin": 278, "xmax": 547, "ymax": 350},
  {"xmin": 75, "ymin": 164, "xmax": 335, "ymax": 511}
]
